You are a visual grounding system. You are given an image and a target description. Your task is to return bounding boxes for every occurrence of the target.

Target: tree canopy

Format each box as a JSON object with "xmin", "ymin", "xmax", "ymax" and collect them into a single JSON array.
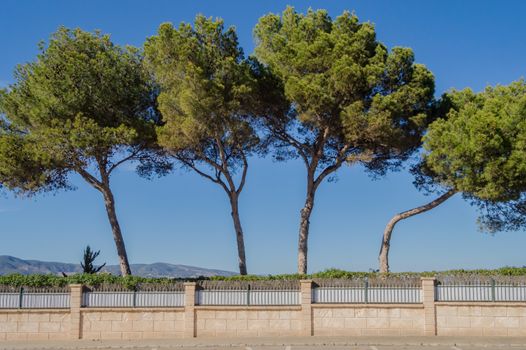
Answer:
[
  {"xmin": 254, "ymin": 7, "xmax": 435, "ymax": 273},
  {"xmin": 379, "ymin": 80, "xmax": 526, "ymax": 272},
  {"xmin": 144, "ymin": 16, "xmax": 287, "ymax": 275},
  {"xmin": 0, "ymin": 126, "xmax": 65, "ymax": 196},
  {"xmin": 424, "ymin": 81, "xmax": 526, "ymax": 201},
  {"xmin": 0, "ymin": 27, "xmax": 170, "ymax": 275},
  {"xmin": 423, "ymin": 80, "xmax": 526, "ymax": 231}
]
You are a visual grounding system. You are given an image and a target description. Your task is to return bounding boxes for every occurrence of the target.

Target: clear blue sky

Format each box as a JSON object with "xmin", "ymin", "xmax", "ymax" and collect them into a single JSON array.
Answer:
[{"xmin": 1, "ymin": 0, "xmax": 525, "ymax": 274}]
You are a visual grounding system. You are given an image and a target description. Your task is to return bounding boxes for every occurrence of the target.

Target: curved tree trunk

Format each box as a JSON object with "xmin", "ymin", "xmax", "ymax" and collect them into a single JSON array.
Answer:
[
  {"xmin": 101, "ymin": 185, "xmax": 132, "ymax": 276},
  {"xmin": 298, "ymin": 181, "xmax": 315, "ymax": 275},
  {"xmin": 229, "ymin": 192, "xmax": 247, "ymax": 275},
  {"xmin": 379, "ymin": 189, "xmax": 456, "ymax": 273}
]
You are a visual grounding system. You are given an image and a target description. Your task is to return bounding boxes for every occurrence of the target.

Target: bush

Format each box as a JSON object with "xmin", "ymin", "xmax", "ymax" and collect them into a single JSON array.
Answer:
[{"xmin": 1, "ymin": 266, "xmax": 525, "ymax": 287}]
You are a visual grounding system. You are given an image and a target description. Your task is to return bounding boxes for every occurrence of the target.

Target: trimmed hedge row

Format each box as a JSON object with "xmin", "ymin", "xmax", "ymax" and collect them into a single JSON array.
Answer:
[{"xmin": 1, "ymin": 267, "xmax": 526, "ymax": 288}]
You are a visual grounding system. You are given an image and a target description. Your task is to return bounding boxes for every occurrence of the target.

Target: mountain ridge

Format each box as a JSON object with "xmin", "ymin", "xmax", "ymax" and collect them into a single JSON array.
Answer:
[{"xmin": 0, "ymin": 255, "xmax": 235, "ymax": 278}]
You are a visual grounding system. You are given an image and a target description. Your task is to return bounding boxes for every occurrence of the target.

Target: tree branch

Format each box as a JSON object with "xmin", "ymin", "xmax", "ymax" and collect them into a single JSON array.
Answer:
[
  {"xmin": 236, "ymin": 151, "xmax": 248, "ymax": 195},
  {"xmin": 76, "ymin": 167, "xmax": 104, "ymax": 193},
  {"xmin": 178, "ymin": 156, "xmax": 230, "ymax": 194},
  {"xmin": 270, "ymin": 125, "xmax": 309, "ymax": 168},
  {"xmin": 313, "ymin": 144, "xmax": 350, "ymax": 190},
  {"xmin": 107, "ymin": 147, "xmax": 142, "ymax": 175},
  {"xmin": 215, "ymin": 137, "xmax": 236, "ymax": 192}
]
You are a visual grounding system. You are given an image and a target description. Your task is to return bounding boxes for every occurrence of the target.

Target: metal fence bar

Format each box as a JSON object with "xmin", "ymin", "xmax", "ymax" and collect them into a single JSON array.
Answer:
[
  {"xmin": 196, "ymin": 290, "xmax": 300, "ymax": 306},
  {"xmin": 21, "ymin": 293, "xmax": 70, "ymax": 308},
  {"xmin": 312, "ymin": 287, "xmax": 421, "ymax": 304},
  {"xmin": 0, "ymin": 292, "xmax": 70, "ymax": 309},
  {"xmin": 435, "ymin": 283, "xmax": 526, "ymax": 302},
  {"xmin": 83, "ymin": 291, "xmax": 185, "ymax": 308},
  {"xmin": 0, "ymin": 293, "xmax": 20, "ymax": 309}
]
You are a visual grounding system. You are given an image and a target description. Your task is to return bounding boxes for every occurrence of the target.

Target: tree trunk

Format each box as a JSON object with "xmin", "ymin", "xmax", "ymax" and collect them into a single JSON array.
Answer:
[
  {"xmin": 298, "ymin": 181, "xmax": 315, "ymax": 275},
  {"xmin": 101, "ymin": 185, "xmax": 132, "ymax": 276},
  {"xmin": 229, "ymin": 192, "xmax": 247, "ymax": 275},
  {"xmin": 379, "ymin": 189, "xmax": 456, "ymax": 273}
]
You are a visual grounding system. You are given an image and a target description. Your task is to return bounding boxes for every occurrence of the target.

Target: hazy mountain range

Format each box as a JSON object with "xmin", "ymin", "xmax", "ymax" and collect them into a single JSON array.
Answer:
[{"xmin": 0, "ymin": 255, "xmax": 236, "ymax": 278}]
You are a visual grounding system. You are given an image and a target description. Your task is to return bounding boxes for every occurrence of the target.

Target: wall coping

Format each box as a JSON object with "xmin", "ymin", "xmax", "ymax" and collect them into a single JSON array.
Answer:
[
  {"xmin": 80, "ymin": 307, "xmax": 184, "ymax": 312},
  {"xmin": 0, "ymin": 309, "xmax": 70, "ymax": 313},
  {"xmin": 312, "ymin": 303, "xmax": 424, "ymax": 309},
  {"xmin": 435, "ymin": 302, "xmax": 526, "ymax": 307},
  {"xmin": 195, "ymin": 305, "xmax": 302, "ymax": 311}
]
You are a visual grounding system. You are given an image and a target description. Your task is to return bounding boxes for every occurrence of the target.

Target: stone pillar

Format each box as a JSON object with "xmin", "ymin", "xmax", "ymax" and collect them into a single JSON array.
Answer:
[
  {"xmin": 300, "ymin": 279, "xmax": 313, "ymax": 336},
  {"xmin": 69, "ymin": 284, "xmax": 83, "ymax": 339},
  {"xmin": 421, "ymin": 277, "xmax": 437, "ymax": 336},
  {"xmin": 184, "ymin": 282, "xmax": 197, "ymax": 338}
]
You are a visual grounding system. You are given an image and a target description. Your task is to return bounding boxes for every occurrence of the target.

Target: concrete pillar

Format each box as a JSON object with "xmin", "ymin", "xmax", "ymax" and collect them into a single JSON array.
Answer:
[
  {"xmin": 300, "ymin": 279, "xmax": 313, "ymax": 336},
  {"xmin": 183, "ymin": 282, "xmax": 197, "ymax": 338},
  {"xmin": 421, "ymin": 277, "xmax": 437, "ymax": 336},
  {"xmin": 69, "ymin": 284, "xmax": 83, "ymax": 339}
]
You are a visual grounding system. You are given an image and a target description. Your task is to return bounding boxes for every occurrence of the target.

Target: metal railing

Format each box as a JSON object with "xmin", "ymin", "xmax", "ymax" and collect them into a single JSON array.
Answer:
[
  {"xmin": 82, "ymin": 290, "xmax": 185, "ymax": 308},
  {"xmin": 0, "ymin": 287, "xmax": 70, "ymax": 309},
  {"xmin": 312, "ymin": 278, "xmax": 421, "ymax": 304},
  {"xmin": 2, "ymin": 277, "xmax": 526, "ymax": 309},
  {"xmin": 312, "ymin": 287, "xmax": 421, "ymax": 304},
  {"xmin": 196, "ymin": 280, "xmax": 300, "ymax": 306},
  {"xmin": 436, "ymin": 280, "xmax": 526, "ymax": 302},
  {"xmin": 196, "ymin": 289, "xmax": 300, "ymax": 305}
]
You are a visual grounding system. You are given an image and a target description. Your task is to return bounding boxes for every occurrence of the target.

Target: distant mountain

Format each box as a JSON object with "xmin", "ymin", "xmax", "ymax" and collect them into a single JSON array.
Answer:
[{"xmin": 0, "ymin": 256, "xmax": 236, "ymax": 278}]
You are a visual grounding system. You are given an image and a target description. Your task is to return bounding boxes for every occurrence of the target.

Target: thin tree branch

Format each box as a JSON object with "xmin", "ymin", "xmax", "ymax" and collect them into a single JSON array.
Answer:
[
  {"xmin": 270, "ymin": 125, "xmax": 309, "ymax": 167},
  {"xmin": 178, "ymin": 156, "xmax": 230, "ymax": 194},
  {"xmin": 236, "ymin": 151, "xmax": 248, "ymax": 195},
  {"xmin": 313, "ymin": 144, "xmax": 350, "ymax": 190},
  {"xmin": 215, "ymin": 137, "xmax": 236, "ymax": 192},
  {"xmin": 107, "ymin": 147, "xmax": 142, "ymax": 175},
  {"xmin": 76, "ymin": 167, "xmax": 104, "ymax": 193}
]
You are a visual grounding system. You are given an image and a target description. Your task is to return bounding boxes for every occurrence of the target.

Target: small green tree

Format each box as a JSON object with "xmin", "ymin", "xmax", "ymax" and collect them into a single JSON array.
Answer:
[
  {"xmin": 379, "ymin": 81, "xmax": 526, "ymax": 272},
  {"xmin": 0, "ymin": 27, "xmax": 170, "ymax": 276},
  {"xmin": 81, "ymin": 245, "xmax": 106, "ymax": 274},
  {"xmin": 254, "ymin": 7, "xmax": 435, "ymax": 274},
  {"xmin": 144, "ymin": 17, "xmax": 286, "ymax": 275}
]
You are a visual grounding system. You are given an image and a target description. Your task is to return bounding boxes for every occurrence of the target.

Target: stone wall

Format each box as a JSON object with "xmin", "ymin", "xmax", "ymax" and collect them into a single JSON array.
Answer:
[
  {"xmin": 2, "ymin": 280, "xmax": 526, "ymax": 340},
  {"xmin": 195, "ymin": 306, "xmax": 303, "ymax": 337},
  {"xmin": 80, "ymin": 308, "xmax": 185, "ymax": 340},
  {"xmin": 436, "ymin": 303, "xmax": 526, "ymax": 336},
  {"xmin": 0, "ymin": 310, "xmax": 70, "ymax": 341},
  {"xmin": 312, "ymin": 305, "xmax": 424, "ymax": 336}
]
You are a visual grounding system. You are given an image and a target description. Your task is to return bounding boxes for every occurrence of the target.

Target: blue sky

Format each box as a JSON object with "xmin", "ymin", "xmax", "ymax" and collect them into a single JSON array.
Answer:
[{"xmin": 0, "ymin": 0, "xmax": 525, "ymax": 274}]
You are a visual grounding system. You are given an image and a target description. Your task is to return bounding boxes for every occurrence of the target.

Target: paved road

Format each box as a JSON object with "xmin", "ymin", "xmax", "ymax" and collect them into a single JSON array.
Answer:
[
  {"xmin": 3, "ymin": 337, "xmax": 526, "ymax": 350},
  {"xmin": 118, "ymin": 347, "xmax": 526, "ymax": 350},
  {"xmin": 85, "ymin": 346, "xmax": 526, "ymax": 350}
]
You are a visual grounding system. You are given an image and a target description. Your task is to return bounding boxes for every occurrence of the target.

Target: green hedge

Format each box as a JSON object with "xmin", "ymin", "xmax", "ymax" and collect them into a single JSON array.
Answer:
[
  {"xmin": 209, "ymin": 267, "xmax": 526, "ymax": 281},
  {"xmin": 0, "ymin": 267, "xmax": 525, "ymax": 287}
]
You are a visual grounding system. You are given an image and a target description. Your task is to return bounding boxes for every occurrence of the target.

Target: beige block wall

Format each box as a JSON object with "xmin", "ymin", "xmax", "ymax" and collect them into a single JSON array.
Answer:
[
  {"xmin": 80, "ymin": 308, "xmax": 185, "ymax": 340},
  {"xmin": 436, "ymin": 303, "xmax": 526, "ymax": 336},
  {"xmin": 195, "ymin": 307, "xmax": 303, "ymax": 337},
  {"xmin": 0, "ymin": 310, "xmax": 70, "ymax": 341},
  {"xmin": 4, "ymin": 302, "xmax": 526, "ymax": 340},
  {"xmin": 313, "ymin": 305, "xmax": 425, "ymax": 336}
]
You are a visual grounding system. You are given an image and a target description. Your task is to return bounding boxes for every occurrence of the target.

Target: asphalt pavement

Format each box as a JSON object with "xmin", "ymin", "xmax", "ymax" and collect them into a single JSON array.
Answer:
[{"xmin": 1, "ymin": 336, "xmax": 526, "ymax": 350}]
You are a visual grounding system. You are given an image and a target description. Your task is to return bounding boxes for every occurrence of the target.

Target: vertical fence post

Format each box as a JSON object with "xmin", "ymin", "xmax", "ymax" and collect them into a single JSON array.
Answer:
[
  {"xmin": 300, "ymin": 280, "xmax": 313, "ymax": 336},
  {"xmin": 421, "ymin": 277, "xmax": 437, "ymax": 336},
  {"xmin": 491, "ymin": 278, "xmax": 496, "ymax": 302},
  {"xmin": 18, "ymin": 287, "xmax": 24, "ymax": 309},
  {"xmin": 364, "ymin": 278, "xmax": 369, "ymax": 304},
  {"xmin": 69, "ymin": 284, "xmax": 83, "ymax": 340},
  {"xmin": 247, "ymin": 284, "xmax": 251, "ymax": 306},
  {"xmin": 184, "ymin": 282, "xmax": 197, "ymax": 338}
]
